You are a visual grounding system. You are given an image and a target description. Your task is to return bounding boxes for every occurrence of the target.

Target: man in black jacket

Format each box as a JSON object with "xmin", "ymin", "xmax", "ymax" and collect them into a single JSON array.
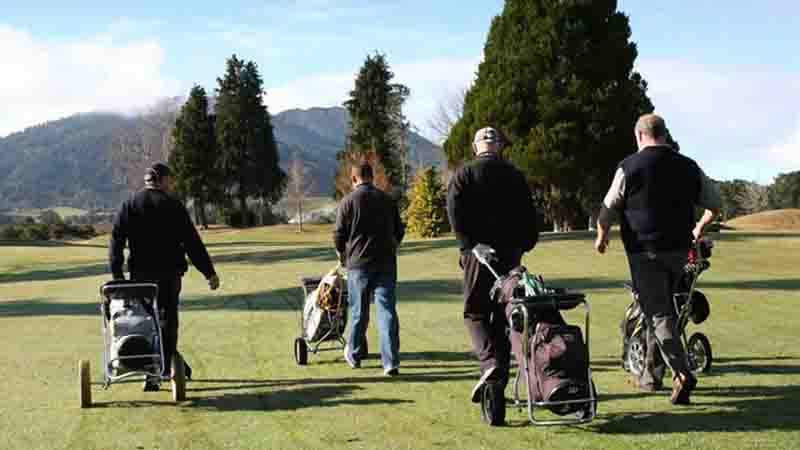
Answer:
[
  {"xmin": 446, "ymin": 127, "xmax": 539, "ymax": 414},
  {"xmin": 334, "ymin": 162, "xmax": 405, "ymax": 375},
  {"xmin": 110, "ymin": 162, "xmax": 219, "ymax": 391},
  {"xmin": 595, "ymin": 114, "xmax": 721, "ymax": 405}
]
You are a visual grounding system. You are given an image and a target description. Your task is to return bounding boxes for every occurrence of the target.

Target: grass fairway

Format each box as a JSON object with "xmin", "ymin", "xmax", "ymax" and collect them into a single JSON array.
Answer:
[{"xmin": 1, "ymin": 226, "xmax": 799, "ymax": 450}]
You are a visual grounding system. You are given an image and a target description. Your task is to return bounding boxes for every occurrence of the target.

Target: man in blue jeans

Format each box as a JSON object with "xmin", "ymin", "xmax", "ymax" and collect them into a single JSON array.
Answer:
[{"xmin": 334, "ymin": 162, "xmax": 405, "ymax": 376}]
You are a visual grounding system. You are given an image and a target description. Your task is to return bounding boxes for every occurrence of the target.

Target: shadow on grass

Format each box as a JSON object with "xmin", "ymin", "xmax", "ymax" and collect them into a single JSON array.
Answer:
[
  {"xmin": 0, "ymin": 263, "xmax": 108, "ymax": 285},
  {"xmin": 593, "ymin": 384, "xmax": 800, "ymax": 433},
  {"xmin": 700, "ymin": 279, "xmax": 800, "ymax": 291},
  {"xmin": 710, "ymin": 231, "xmax": 800, "ymax": 242},
  {"xmin": 0, "ymin": 299, "xmax": 99, "ymax": 316},
  {"xmin": 0, "ymin": 240, "xmax": 107, "ymax": 249},
  {"xmin": 186, "ymin": 368, "xmax": 476, "ymax": 395},
  {"xmin": 187, "ymin": 384, "xmax": 413, "ymax": 412}
]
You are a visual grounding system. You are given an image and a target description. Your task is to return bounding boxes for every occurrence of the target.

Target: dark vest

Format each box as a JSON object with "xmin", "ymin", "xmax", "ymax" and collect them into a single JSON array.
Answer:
[{"xmin": 619, "ymin": 145, "xmax": 701, "ymax": 253}]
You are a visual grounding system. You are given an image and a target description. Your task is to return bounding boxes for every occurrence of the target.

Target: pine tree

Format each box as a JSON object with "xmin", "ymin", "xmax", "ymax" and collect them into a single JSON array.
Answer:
[
  {"xmin": 445, "ymin": 0, "xmax": 654, "ymax": 229},
  {"xmin": 169, "ymin": 85, "xmax": 221, "ymax": 229},
  {"xmin": 341, "ymin": 53, "xmax": 410, "ymax": 194},
  {"xmin": 215, "ymin": 55, "xmax": 286, "ymax": 226},
  {"xmin": 404, "ymin": 167, "xmax": 450, "ymax": 238}
]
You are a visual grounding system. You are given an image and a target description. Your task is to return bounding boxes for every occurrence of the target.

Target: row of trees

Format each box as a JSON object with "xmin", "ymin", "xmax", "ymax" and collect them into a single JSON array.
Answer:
[
  {"xmin": 717, "ymin": 171, "xmax": 800, "ymax": 221},
  {"xmin": 169, "ymin": 55, "xmax": 286, "ymax": 228}
]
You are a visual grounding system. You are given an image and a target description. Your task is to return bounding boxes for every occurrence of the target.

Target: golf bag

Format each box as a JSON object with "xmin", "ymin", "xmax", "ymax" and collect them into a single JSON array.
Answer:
[
  {"xmin": 108, "ymin": 296, "xmax": 159, "ymax": 373},
  {"xmin": 497, "ymin": 268, "xmax": 591, "ymax": 415}
]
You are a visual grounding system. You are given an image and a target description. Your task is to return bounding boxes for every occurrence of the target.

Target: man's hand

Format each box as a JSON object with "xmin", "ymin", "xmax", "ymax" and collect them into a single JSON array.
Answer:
[
  {"xmin": 594, "ymin": 236, "xmax": 609, "ymax": 254},
  {"xmin": 692, "ymin": 223, "xmax": 704, "ymax": 241},
  {"xmin": 208, "ymin": 274, "xmax": 220, "ymax": 291}
]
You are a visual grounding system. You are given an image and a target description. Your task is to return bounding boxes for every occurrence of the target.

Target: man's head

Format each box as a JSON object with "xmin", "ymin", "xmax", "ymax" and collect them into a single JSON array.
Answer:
[
  {"xmin": 634, "ymin": 113, "xmax": 668, "ymax": 150},
  {"xmin": 144, "ymin": 162, "xmax": 173, "ymax": 192},
  {"xmin": 351, "ymin": 161, "xmax": 374, "ymax": 186},
  {"xmin": 472, "ymin": 126, "xmax": 502, "ymax": 155}
]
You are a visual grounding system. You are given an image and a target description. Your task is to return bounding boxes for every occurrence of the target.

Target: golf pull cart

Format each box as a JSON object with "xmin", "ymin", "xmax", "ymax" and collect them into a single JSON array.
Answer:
[
  {"xmin": 621, "ymin": 239, "xmax": 714, "ymax": 377},
  {"xmin": 78, "ymin": 281, "xmax": 186, "ymax": 408},
  {"xmin": 473, "ymin": 245, "xmax": 598, "ymax": 426}
]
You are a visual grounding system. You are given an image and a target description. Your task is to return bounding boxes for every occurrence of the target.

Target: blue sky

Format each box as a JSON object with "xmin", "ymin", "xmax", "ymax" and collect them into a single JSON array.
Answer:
[{"xmin": 2, "ymin": 0, "xmax": 798, "ymax": 182}]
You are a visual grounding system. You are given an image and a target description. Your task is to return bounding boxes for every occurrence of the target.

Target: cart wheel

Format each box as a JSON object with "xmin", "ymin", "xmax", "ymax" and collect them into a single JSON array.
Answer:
[
  {"xmin": 294, "ymin": 338, "xmax": 308, "ymax": 365},
  {"xmin": 480, "ymin": 383, "xmax": 506, "ymax": 426},
  {"xmin": 623, "ymin": 335, "xmax": 646, "ymax": 377},
  {"xmin": 171, "ymin": 353, "xmax": 186, "ymax": 402},
  {"xmin": 79, "ymin": 360, "xmax": 91, "ymax": 408},
  {"xmin": 688, "ymin": 332, "xmax": 712, "ymax": 374}
]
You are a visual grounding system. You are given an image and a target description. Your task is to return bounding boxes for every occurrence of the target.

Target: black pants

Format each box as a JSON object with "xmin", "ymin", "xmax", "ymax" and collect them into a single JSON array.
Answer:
[
  {"xmin": 627, "ymin": 251, "xmax": 692, "ymax": 385},
  {"xmin": 133, "ymin": 274, "xmax": 182, "ymax": 375},
  {"xmin": 460, "ymin": 250, "xmax": 521, "ymax": 383}
]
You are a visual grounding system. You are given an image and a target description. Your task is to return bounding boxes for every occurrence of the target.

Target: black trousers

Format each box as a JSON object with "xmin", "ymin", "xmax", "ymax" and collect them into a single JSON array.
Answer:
[
  {"xmin": 132, "ymin": 274, "xmax": 182, "ymax": 375},
  {"xmin": 627, "ymin": 251, "xmax": 692, "ymax": 385},
  {"xmin": 460, "ymin": 250, "xmax": 521, "ymax": 383}
]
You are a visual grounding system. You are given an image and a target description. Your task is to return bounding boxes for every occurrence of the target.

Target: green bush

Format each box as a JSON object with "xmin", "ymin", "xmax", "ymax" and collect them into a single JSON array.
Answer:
[{"xmin": 0, "ymin": 223, "xmax": 95, "ymax": 241}]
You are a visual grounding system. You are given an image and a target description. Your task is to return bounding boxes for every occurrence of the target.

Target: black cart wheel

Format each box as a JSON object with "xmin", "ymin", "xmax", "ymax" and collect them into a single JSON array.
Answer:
[
  {"xmin": 688, "ymin": 332, "xmax": 712, "ymax": 373},
  {"xmin": 78, "ymin": 360, "xmax": 91, "ymax": 408},
  {"xmin": 623, "ymin": 335, "xmax": 646, "ymax": 377},
  {"xmin": 295, "ymin": 338, "xmax": 308, "ymax": 365},
  {"xmin": 480, "ymin": 383, "xmax": 506, "ymax": 426},
  {"xmin": 575, "ymin": 380, "xmax": 598, "ymax": 420},
  {"xmin": 171, "ymin": 353, "xmax": 186, "ymax": 402}
]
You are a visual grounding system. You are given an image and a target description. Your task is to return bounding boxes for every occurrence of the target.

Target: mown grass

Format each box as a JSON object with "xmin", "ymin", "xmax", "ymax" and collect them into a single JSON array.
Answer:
[{"xmin": 1, "ymin": 226, "xmax": 799, "ymax": 450}]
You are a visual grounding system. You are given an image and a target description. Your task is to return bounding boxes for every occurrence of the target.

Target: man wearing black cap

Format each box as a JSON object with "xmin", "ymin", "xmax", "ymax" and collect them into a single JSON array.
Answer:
[
  {"xmin": 110, "ymin": 162, "xmax": 220, "ymax": 391},
  {"xmin": 595, "ymin": 113, "xmax": 721, "ymax": 405},
  {"xmin": 446, "ymin": 126, "xmax": 540, "ymax": 422},
  {"xmin": 335, "ymin": 162, "xmax": 405, "ymax": 376}
]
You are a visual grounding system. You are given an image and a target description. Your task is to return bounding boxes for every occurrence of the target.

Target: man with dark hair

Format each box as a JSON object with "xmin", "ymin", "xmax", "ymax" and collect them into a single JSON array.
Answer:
[
  {"xmin": 595, "ymin": 113, "xmax": 721, "ymax": 405},
  {"xmin": 110, "ymin": 162, "xmax": 220, "ymax": 391},
  {"xmin": 334, "ymin": 162, "xmax": 405, "ymax": 376},
  {"xmin": 446, "ymin": 126, "xmax": 540, "ymax": 418}
]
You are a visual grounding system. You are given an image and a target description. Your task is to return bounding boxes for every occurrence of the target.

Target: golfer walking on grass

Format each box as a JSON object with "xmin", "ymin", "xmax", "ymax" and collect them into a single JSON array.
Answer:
[
  {"xmin": 595, "ymin": 114, "xmax": 721, "ymax": 404},
  {"xmin": 335, "ymin": 162, "xmax": 405, "ymax": 376},
  {"xmin": 446, "ymin": 126, "xmax": 539, "ymax": 414},
  {"xmin": 110, "ymin": 162, "xmax": 220, "ymax": 391}
]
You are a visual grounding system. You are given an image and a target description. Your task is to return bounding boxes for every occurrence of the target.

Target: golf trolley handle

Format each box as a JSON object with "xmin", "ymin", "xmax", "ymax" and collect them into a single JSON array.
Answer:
[
  {"xmin": 100, "ymin": 281, "xmax": 159, "ymax": 301},
  {"xmin": 471, "ymin": 244, "xmax": 504, "ymax": 280}
]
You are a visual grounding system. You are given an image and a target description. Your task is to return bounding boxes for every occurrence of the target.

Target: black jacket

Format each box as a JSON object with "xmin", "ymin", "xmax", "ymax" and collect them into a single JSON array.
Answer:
[
  {"xmin": 109, "ymin": 188, "xmax": 216, "ymax": 280},
  {"xmin": 334, "ymin": 183, "xmax": 405, "ymax": 270},
  {"xmin": 446, "ymin": 152, "xmax": 539, "ymax": 255}
]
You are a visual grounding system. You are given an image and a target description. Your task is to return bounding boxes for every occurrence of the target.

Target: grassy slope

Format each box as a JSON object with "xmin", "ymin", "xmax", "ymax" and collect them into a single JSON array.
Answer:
[
  {"xmin": 1, "ymin": 227, "xmax": 799, "ymax": 450},
  {"xmin": 726, "ymin": 209, "xmax": 800, "ymax": 231}
]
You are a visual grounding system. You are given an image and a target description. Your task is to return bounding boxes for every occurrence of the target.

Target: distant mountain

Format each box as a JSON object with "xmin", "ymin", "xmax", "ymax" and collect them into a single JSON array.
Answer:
[{"xmin": 0, "ymin": 106, "xmax": 444, "ymax": 210}]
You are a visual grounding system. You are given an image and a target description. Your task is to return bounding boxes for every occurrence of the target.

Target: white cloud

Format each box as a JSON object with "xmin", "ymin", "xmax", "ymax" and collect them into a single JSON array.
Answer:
[
  {"xmin": 0, "ymin": 25, "xmax": 180, "ymax": 137},
  {"xmin": 267, "ymin": 56, "xmax": 479, "ymax": 139},
  {"xmin": 636, "ymin": 58, "xmax": 800, "ymax": 182},
  {"xmin": 767, "ymin": 122, "xmax": 800, "ymax": 167}
]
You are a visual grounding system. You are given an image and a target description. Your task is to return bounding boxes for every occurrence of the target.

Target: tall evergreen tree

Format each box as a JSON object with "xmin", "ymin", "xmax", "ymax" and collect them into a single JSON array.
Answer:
[
  {"xmin": 445, "ymin": 0, "xmax": 654, "ymax": 229},
  {"xmin": 215, "ymin": 55, "xmax": 286, "ymax": 225},
  {"xmin": 169, "ymin": 85, "xmax": 221, "ymax": 229},
  {"xmin": 404, "ymin": 167, "xmax": 450, "ymax": 238},
  {"xmin": 341, "ymin": 53, "xmax": 410, "ymax": 194}
]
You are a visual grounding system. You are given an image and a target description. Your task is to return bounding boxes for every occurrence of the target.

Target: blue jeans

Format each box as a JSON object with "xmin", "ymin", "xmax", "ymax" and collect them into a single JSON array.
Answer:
[{"xmin": 346, "ymin": 267, "xmax": 400, "ymax": 370}]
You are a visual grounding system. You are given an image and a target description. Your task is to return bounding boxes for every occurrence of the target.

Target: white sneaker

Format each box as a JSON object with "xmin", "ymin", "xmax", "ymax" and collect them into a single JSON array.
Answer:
[
  {"xmin": 343, "ymin": 343, "xmax": 360, "ymax": 369},
  {"xmin": 471, "ymin": 366, "xmax": 496, "ymax": 403}
]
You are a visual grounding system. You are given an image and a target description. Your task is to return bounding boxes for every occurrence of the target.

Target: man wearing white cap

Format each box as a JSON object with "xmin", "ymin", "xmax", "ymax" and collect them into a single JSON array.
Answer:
[{"xmin": 446, "ymin": 127, "xmax": 540, "ymax": 422}]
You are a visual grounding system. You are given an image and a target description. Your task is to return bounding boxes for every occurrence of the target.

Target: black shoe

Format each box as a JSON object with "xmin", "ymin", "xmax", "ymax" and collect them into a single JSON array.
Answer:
[
  {"xmin": 143, "ymin": 378, "xmax": 160, "ymax": 392},
  {"xmin": 671, "ymin": 373, "xmax": 697, "ymax": 405},
  {"xmin": 384, "ymin": 368, "xmax": 399, "ymax": 376},
  {"xmin": 184, "ymin": 361, "xmax": 192, "ymax": 381},
  {"xmin": 471, "ymin": 367, "xmax": 496, "ymax": 403}
]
